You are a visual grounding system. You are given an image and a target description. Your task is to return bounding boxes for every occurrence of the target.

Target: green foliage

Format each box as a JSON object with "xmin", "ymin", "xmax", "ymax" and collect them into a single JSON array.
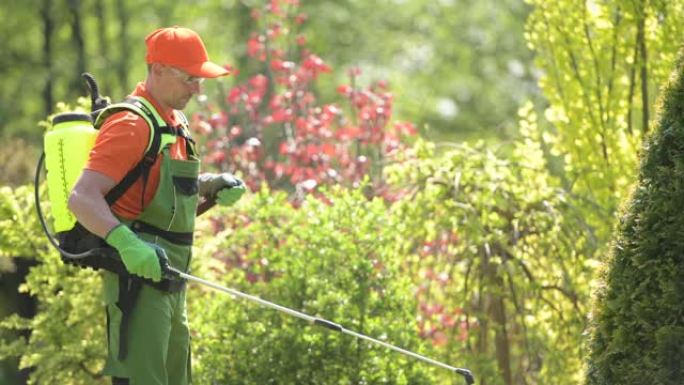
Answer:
[
  {"xmin": 0, "ymin": 185, "xmax": 48, "ymax": 271},
  {"xmin": 1, "ymin": 183, "xmax": 439, "ymax": 384},
  {"xmin": 524, "ymin": 0, "xmax": 684, "ymax": 241},
  {"xmin": 1, "ymin": 0, "xmax": 535, "ymax": 145},
  {"xmin": 584, "ymin": 46, "xmax": 684, "ymax": 385},
  {"xmin": 0, "ymin": 184, "xmax": 107, "ymax": 385},
  {"xmin": 385, "ymin": 131, "xmax": 595, "ymax": 385},
  {"xmin": 302, "ymin": 0, "xmax": 537, "ymax": 141},
  {"xmin": 1, "ymin": 265, "xmax": 106, "ymax": 385},
  {"xmin": 0, "ymin": 139, "xmax": 39, "ymax": 187},
  {"xmin": 0, "ymin": 129, "xmax": 599, "ymax": 384},
  {"xmin": 190, "ymin": 186, "xmax": 436, "ymax": 384}
]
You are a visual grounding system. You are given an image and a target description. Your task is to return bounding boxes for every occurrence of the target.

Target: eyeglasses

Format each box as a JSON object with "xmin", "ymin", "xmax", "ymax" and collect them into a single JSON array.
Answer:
[{"xmin": 168, "ymin": 67, "xmax": 205, "ymax": 85}]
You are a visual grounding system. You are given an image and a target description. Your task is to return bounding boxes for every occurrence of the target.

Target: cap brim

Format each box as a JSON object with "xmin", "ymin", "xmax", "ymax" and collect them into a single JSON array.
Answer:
[{"xmin": 186, "ymin": 61, "xmax": 231, "ymax": 78}]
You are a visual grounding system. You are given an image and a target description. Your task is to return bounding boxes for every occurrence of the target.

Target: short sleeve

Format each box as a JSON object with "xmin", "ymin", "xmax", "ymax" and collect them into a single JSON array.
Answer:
[{"xmin": 84, "ymin": 111, "xmax": 150, "ymax": 183}]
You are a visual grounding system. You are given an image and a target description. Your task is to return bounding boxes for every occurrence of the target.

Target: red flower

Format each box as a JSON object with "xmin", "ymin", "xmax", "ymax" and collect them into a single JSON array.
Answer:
[
  {"xmin": 227, "ymin": 86, "xmax": 244, "ymax": 104},
  {"xmin": 394, "ymin": 121, "xmax": 417, "ymax": 136},
  {"xmin": 339, "ymin": 125, "xmax": 363, "ymax": 140},
  {"xmin": 206, "ymin": 150, "xmax": 225, "ymax": 165},
  {"xmin": 229, "ymin": 125, "xmax": 242, "ymax": 138},
  {"xmin": 208, "ymin": 112, "xmax": 228, "ymax": 130},
  {"xmin": 271, "ymin": 59, "xmax": 295, "ymax": 72},
  {"xmin": 321, "ymin": 143, "xmax": 336, "ymax": 156},
  {"xmin": 247, "ymin": 35, "xmax": 264, "ymax": 58},
  {"xmin": 348, "ymin": 67, "xmax": 362, "ymax": 77},
  {"xmin": 271, "ymin": 108, "xmax": 292, "ymax": 123},
  {"xmin": 249, "ymin": 74, "xmax": 269, "ymax": 90},
  {"xmin": 302, "ymin": 54, "xmax": 331, "ymax": 74},
  {"xmin": 295, "ymin": 13, "xmax": 308, "ymax": 25},
  {"xmin": 336, "ymin": 84, "xmax": 352, "ymax": 96},
  {"xmin": 279, "ymin": 141, "xmax": 295, "ymax": 155}
]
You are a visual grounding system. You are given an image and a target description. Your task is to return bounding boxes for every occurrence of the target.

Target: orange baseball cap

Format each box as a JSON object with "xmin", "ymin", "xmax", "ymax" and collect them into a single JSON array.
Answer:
[{"xmin": 145, "ymin": 26, "xmax": 231, "ymax": 78}]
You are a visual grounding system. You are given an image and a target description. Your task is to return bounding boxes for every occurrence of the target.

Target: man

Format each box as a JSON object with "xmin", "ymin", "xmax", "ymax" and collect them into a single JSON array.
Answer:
[{"xmin": 68, "ymin": 26, "xmax": 245, "ymax": 385}]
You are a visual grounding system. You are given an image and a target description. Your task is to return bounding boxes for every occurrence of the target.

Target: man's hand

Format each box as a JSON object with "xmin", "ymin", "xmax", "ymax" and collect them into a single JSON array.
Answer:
[
  {"xmin": 198, "ymin": 172, "xmax": 246, "ymax": 206},
  {"xmin": 105, "ymin": 224, "xmax": 164, "ymax": 282},
  {"xmin": 216, "ymin": 184, "xmax": 246, "ymax": 206}
]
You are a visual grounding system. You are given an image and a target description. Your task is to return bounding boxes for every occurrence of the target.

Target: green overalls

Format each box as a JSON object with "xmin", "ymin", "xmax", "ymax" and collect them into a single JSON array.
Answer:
[{"xmin": 100, "ymin": 97, "xmax": 199, "ymax": 385}]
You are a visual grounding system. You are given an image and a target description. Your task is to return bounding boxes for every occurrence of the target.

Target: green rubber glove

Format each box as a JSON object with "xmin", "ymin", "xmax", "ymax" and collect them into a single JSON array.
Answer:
[
  {"xmin": 198, "ymin": 172, "xmax": 244, "ymax": 198},
  {"xmin": 216, "ymin": 184, "xmax": 246, "ymax": 206},
  {"xmin": 105, "ymin": 224, "xmax": 163, "ymax": 282},
  {"xmin": 198, "ymin": 172, "xmax": 247, "ymax": 207}
]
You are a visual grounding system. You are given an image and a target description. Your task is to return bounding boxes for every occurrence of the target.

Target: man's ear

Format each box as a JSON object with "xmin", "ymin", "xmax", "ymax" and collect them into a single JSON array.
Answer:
[{"xmin": 149, "ymin": 63, "xmax": 165, "ymax": 77}]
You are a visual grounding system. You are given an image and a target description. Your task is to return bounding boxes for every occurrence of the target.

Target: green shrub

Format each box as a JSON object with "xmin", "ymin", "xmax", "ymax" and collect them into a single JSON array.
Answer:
[
  {"xmin": 1, "ymin": 134, "xmax": 597, "ymax": 385},
  {"xmin": 1, "ymin": 184, "xmax": 438, "ymax": 385},
  {"xmin": 190, "ymin": 186, "xmax": 436, "ymax": 384},
  {"xmin": 0, "ymin": 185, "xmax": 107, "ymax": 385},
  {"xmin": 385, "ymin": 135, "xmax": 595, "ymax": 385},
  {"xmin": 585, "ymin": 48, "xmax": 684, "ymax": 385}
]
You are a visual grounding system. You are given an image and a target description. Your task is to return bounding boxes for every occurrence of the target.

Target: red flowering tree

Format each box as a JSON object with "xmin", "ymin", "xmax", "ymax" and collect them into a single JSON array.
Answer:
[{"xmin": 190, "ymin": 0, "xmax": 416, "ymax": 203}]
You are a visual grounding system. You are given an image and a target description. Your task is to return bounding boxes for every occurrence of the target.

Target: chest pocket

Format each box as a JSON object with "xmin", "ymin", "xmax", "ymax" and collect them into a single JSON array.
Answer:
[{"xmin": 173, "ymin": 176, "xmax": 198, "ymax": 196}]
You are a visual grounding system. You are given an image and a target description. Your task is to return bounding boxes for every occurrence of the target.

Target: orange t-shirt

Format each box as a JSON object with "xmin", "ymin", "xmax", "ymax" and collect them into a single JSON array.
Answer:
[{"xmin": 85, "ymin": 82, "xmax": 189, "ymax": 220}]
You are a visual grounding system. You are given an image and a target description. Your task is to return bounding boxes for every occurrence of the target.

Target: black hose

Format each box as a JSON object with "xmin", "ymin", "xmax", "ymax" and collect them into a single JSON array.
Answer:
[
  {"xmin": 81, "ymin": 73, "xmax": 109, "ymax": 120},
  {"xmin": 82, "ymin": 72, "xmax": 100, "ymax": 100},
  {"xmin": 34, "ymin": 151, "xmax": 98, "ymax": 259}
]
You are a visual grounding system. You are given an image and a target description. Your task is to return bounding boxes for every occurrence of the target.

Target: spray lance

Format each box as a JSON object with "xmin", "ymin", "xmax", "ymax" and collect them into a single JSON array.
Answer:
[
  {"xmin": 35, "ymin": 74, "xmax": 476, "ymax": 385},
  {"xmin": 162, "ymin": 262, "xmax": 475, "ymax": 385}
]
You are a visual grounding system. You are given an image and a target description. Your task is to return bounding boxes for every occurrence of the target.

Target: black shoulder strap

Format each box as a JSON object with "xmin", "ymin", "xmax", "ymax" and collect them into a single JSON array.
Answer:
[{"xmin": 104, "ymin": 98, "xmax": 171, "ymax": 207}]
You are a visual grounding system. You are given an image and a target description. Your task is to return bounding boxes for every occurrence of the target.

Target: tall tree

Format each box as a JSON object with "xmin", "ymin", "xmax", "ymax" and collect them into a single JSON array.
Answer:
[
  {"xmin": 93, "ymin": 0, "xmax": 111, "ymax": 95},
  {"xmin": 524, "ymin": 2, "xmax": 684, "ymax": 383},
  {"xmin": 67, "ymin": 0, "xmax": 87, "ymax": 92},
  {"xmin": 525, "ymin": 1, "xmax": 684, "ymax": 240},
  {"xmin": 116, "ymin": 0, "xmax": 129, "ymax": 92},
  {"xmin": 41, "ymin": 0, "xmax": 54, "ymax": 118}
]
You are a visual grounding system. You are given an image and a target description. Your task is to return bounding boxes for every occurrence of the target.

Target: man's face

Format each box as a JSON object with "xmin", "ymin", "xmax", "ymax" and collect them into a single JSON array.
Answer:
[{"xmin": 158, "ymin": 66, "xmax": 204, "ymax": 110}]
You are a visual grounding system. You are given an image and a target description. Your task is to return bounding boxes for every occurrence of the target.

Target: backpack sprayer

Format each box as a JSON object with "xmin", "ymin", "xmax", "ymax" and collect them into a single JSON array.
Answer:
[{"xmin": 35, "ymin": 74, "xmax": 476, "ymax": 385}]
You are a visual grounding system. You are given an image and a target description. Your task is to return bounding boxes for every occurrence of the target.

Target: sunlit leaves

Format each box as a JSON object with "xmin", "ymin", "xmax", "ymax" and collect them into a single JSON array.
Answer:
[
  {"xmin": 525, "ymin": 0, "xmax": 684, "ymax": 240},
  {"xmin": 386, "ymin": 139, "xmax": 594, "ymax": 385}
]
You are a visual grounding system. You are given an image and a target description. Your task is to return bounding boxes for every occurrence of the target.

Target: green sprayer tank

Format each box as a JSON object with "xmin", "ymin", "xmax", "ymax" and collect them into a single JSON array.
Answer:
[{"xmin": 44, "ymin": 112, "xmax": 97, "ymax": 233}]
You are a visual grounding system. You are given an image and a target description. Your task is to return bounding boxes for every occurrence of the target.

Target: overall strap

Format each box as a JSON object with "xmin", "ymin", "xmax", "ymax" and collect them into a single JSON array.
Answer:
[
  {"xmin": 95, "ymin": 96, "xmax": 177, "ymax": 207},
  {"xmin": 174, "ymin": 110, "xmax": 198, "ymax": 158},
  {"xmin": 115, "ymin": 276, "xmax": 143, "ymax": 360}
]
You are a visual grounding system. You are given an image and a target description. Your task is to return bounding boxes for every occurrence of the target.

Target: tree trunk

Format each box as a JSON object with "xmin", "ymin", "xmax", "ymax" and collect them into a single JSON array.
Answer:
[
  {"xmin": 636, "ymin": 2, "xmax": 649, "ymax": 133},
  {"xmin": 116, "ymin": 0, "xmax": 129, "ymax": 93},
  {"xmin": 626, "ymin": 27, "xmax": 639, "ymax": 137},
  {"xmin": 481, "ymin": 245, "xmax": 513, "ymax": 385},
  {"xmin": 94, "ymin": 0, "xmax": 111, "ymax": 94},
  {"xmin": 490, "ymin": 278, "xmax": 513, "ymax": 385},
  {"xmin": 68, "ymin": 0, "xmax": 87, "ymax": 94},
  {"xmin": 41, "ymin": 0, "xmax": 54, "ymax": 116}
]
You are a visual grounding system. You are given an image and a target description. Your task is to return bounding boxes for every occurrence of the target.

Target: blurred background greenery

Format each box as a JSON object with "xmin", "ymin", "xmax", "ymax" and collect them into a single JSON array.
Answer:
[
  {"xmin": 0, "ymin": 0, "xmax": 538, "ymax": 183},
  {"xmin": 0, "ymin": 0, "xmax": 535, "ymax": 384}
]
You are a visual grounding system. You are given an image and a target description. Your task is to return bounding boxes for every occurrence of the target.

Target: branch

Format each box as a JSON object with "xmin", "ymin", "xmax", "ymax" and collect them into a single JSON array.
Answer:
[
  {"xmin": 627, "ymin": 22, "xmax": 639, "ymax": 136},
  {"xmin": 507, "ymin": 247, "xmax": 583, "ymax": 315},
  {"xmin": 605, "ymin": 5, "xmax": 623, "ymax": 129},
  {"xmin": 553, "ymin": 9, "xmax": 606, "ymax": 163},
  {"xmin": 637, "ymin": 2, "xmax": 650, "ymax": 134}
]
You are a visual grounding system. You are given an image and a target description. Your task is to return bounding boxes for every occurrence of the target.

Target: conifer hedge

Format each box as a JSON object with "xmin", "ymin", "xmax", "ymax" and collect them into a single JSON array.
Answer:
[{"xmin": 585, "ymin": 48, "xmax": 684, "ymax": 385}]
